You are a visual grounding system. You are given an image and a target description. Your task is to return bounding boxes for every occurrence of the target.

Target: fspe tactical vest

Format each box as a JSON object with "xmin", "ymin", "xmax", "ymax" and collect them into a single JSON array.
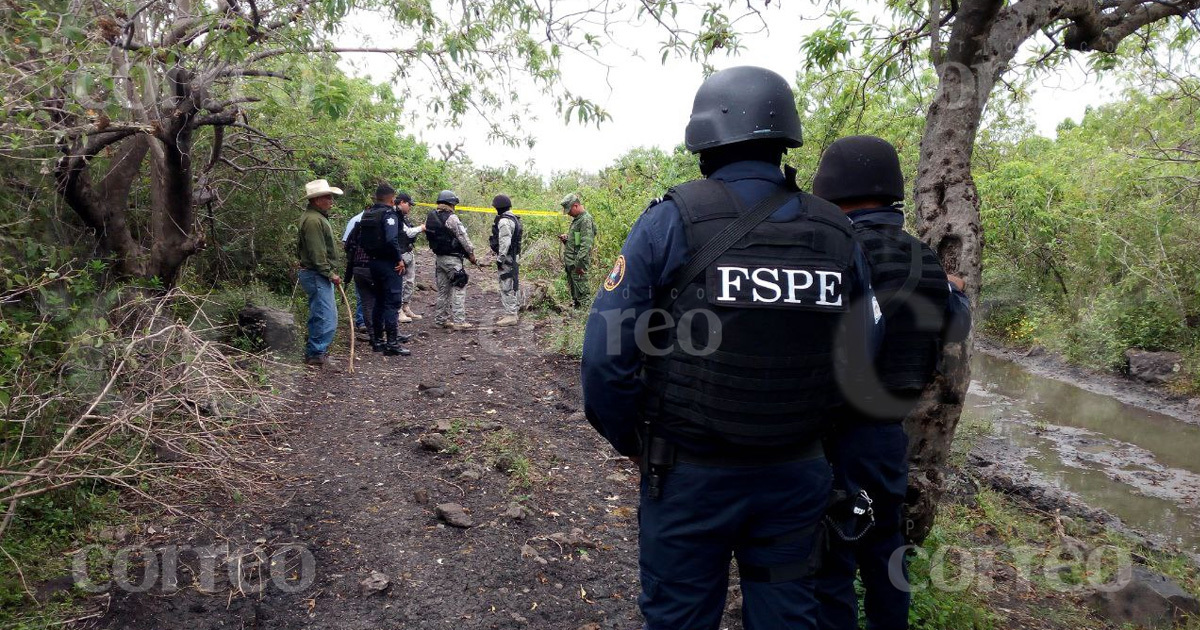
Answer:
[
  {"xmin": 640, "ymin": 179, "xmax": 859, "ymax": 450},
  {"xmin": 489, "ymin": 212, "xmax": 523, "ymax": 257},
  {"xmin": 425, "ymin": 209, "xmax": 467, "ymax": 257},
  {"xmin": 853, "ymin": 220, "xmax": 950, "ymax": 403}
]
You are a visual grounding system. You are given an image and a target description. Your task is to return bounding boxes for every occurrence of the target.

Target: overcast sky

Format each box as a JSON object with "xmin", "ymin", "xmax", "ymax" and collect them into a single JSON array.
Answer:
[{"xmin": 337, "ymin": 4, "xmax": 1119, "ymax": 175}]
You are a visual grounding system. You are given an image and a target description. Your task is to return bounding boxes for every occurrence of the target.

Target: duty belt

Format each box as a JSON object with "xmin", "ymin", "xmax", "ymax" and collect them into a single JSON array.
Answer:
[
  {"xmin": 642, "ymin": 435, "xmax": 824, "ymax": 499},
  {"xmin": 674, "ymin": 440, "xmax": 824, "ymax": 467}
]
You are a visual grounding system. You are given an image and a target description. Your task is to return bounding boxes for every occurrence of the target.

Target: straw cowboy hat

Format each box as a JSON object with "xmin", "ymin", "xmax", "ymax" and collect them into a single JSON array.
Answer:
[{"xmin": 303, "ymin": 179, "xmax": 344, "ymax": 200}]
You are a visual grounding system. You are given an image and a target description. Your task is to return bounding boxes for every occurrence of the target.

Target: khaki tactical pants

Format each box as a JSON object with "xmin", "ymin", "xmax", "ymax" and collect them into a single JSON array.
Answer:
[
  {"xmin": 401, "ymin": 252, "xmax": 416, "ymax": 306},
  {"xmin": 498, "ymin": 261, "xmax": 520, "ymax": 316},
  {"xmin": 435, "ymin": 255, "xmax": 467, "ymax": 325}
]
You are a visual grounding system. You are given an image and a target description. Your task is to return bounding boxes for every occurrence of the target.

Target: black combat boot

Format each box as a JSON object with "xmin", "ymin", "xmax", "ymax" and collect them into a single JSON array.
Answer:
[
  {"xmin": 383, "ymin": 327, "xmax": 410, "ymax": 356},
  {"xmin": 370, "ymin": 326, "xmax": 385, "ymax": 353}
]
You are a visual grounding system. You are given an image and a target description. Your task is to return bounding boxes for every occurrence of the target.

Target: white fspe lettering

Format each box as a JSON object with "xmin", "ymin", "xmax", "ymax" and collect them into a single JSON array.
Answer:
[
  {"xmin": 751, "ymin": 268, "xmax": 782, "ymax": 302},
  {"xmin": 815, "ymin": 271, "xmax": 843, "ymax": 306},
  {"xmin": 710, "ymin": 265, "xmax": 846, "ymax": 310},
  {"xmin": 783, "ymin": 269, "xmax": 814, "ymax": 304},
  {"xmin": 717, "ymin": 267, "xmax": 750, "ymax": 302}
]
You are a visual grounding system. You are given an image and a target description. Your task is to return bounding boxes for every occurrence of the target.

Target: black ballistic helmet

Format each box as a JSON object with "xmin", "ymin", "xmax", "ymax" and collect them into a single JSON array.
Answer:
[
  {"xmin": 813, "ymin": 135, "xmax": 905, "ymax": 204},
  {"xmin": 684, "ymin": 66, "xmax": 803, "ymax": 153},
  {"xmin": 492, "ymin": 194, "xmax": 511, "ymax": 210},
  {"xmin": 436, "ymin": 189, "xmax": 459, "ymax": 205}
]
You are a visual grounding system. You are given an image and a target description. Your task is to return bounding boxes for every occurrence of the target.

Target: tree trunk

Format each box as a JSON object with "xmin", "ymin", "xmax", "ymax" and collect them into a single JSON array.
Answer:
[
  {"xmin": 57, "ymin": 134, "xmax": 152, "ymax": 278},
  {"xmin": 903, "ymin": 60, "xmax": 988, "ymax": 545},
  {"xmin": 148, "ymin": 120, "xmax": 202, "ymax": 287}
]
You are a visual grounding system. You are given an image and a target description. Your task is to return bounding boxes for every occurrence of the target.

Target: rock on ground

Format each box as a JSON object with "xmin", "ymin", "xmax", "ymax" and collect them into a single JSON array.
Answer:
[
  {"xmin": 435, "ymin": 502, "xmax": 474, "ymax": 528},
  {"xmin": 237, "ymin": 305, "xmax": 296, "ymax": 352},
  {"xmin": 360, "ymin": 571, "xmax": 391, "ymax": 596},
  {"xmin": 1088, "ymin": 566, "xmax": 1200, "ymax": 628},
  {"xmin": 1124, "ymin": 349, "xmax": 1183, "ymax": 384}
]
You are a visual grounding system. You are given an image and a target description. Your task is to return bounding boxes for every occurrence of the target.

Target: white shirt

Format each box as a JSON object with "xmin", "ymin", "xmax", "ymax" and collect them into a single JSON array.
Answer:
[{"xmin": 342, "ymin": 211, "xmax": 364, "ymax": 242}]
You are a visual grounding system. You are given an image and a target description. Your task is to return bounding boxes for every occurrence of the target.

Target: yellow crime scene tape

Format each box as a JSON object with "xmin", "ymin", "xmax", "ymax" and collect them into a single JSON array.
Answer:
[{"xmin": 413, "ymin": 202, "xmax": 564, "ymax": 218}]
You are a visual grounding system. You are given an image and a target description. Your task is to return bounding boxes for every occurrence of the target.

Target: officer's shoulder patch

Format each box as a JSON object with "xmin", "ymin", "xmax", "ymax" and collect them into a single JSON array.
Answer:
[
  {"xmin": 604, "ymin": 255, "xmax": 627, "ymax": 292},
  {"xmin": 386, "ymin": 217, "xmax": 397, "ymax": 225}
]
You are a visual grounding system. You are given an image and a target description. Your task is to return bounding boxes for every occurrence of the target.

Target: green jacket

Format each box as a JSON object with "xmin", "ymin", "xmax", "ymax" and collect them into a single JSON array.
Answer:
[
  {"xmin": 297, "ymin": 207, "xmax": 338, "ymax": 279},
  {"xmin": 564, "ymin": 211, "xmax": 596, "ymax": 269}
]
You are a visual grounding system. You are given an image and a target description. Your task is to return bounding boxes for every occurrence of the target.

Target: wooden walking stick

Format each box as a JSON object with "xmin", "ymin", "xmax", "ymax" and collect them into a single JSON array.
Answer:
[{"xmin": 336, "ymin": 282, "xmax": 355, "ymax": 373}]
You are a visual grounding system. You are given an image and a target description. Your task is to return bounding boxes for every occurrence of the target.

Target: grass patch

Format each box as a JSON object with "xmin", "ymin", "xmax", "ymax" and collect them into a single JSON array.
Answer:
[
  {"xmin": 906, "ymin": 481, "xmax": 1200, "ymax": 630},
  {"xmin": 482, "ymin": 428, "xmax": 536, "ymax": 491},
  {"xmin": 0, "ymin": 487, "xmax": 126, "ymax": 629}
]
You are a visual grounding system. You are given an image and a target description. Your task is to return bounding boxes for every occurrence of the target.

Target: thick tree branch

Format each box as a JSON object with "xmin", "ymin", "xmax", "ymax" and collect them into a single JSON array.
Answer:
[
  {"xmin": 1064, "ymin": 0, "xmax": 1200, "ymax": 52},
  {"xmin": 945, "ymin": 0, "xmax": 1004, "ymax": 65},
  {"xmin": 206, "ymin": 125, "xmax": 225, "ymax": 172},
  {"xmin": 190, "ymin": 111, "xmax": 239, "ymax": 131}
]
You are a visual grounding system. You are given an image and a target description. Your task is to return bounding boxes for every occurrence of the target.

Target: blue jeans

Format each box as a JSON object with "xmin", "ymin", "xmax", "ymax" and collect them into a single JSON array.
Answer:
[
  {"xmin": 299, "ymin": 269, "xmax": 337, "ymax": 358},
  {"xmin": 352, "ymin": 267, "xmax": 376, "ymax": 332},
  {"xmin": 354, "ymin": 284, "xmax": 366, "ymax": 328},
  {"xmin": 639, "ymin": 456, "xmax": 832, "ymax": 630}
]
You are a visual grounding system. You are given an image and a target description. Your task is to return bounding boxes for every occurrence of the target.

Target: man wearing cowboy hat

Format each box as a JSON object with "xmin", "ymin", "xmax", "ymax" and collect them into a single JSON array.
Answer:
[{"xmin": 298, "ymin": 179, "xmax": 344, "ymax": 367}]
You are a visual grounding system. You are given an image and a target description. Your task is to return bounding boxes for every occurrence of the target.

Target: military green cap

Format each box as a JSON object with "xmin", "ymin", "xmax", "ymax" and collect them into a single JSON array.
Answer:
[{"xmin": 559, "ymin": 192, "xmax": 581, "ymax": 212}]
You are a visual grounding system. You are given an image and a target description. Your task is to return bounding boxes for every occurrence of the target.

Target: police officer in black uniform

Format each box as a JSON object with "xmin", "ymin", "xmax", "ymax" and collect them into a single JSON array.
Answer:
[
  {"xmin": 355, "ymin": 183, "xmax": 411, "ymax": 356},
  {"xmin": 812, "ymin": 135, "xmax": 971, "ymax": 630},
  {"xmin": 581, "ymin": 66, "xmax": 882, "ymax": 630}
]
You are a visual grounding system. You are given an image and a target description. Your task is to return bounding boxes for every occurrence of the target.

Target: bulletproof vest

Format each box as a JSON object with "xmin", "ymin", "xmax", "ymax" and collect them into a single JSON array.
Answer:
[
  {"xmin": 853, "ymin": 220, "xmax": 951, "ymax": 406},
  {"xmin": 640, "ymin": 179, "xmax": 859, "ymax": 451},
  {"xmin": 425, "ymin": 209, "xmax": 467, "ymax": 257},
  {"xmin": 398, "ymin": 214, "xmax": 415, "ymax": 254},
  {"xmin": 358, "ymin": 205, "xmax": 394, "ymax": 260},
  {"xmin": 490, "ymin": 212, "xmax": 523, "ymax": 256}
]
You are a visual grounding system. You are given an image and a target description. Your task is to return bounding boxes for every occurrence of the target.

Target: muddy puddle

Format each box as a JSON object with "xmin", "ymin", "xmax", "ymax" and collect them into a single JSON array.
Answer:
[{"xmin": 965, "ymin": 352, "xmax": 1200, "ymax": 552}]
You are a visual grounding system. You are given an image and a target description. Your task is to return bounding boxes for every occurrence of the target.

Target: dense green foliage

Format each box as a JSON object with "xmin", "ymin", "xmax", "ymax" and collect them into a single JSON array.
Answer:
[
  {"xmin": 187, "ymin": 61, "xmax": 451, "ymax": 292},
  {"xmin": 978, "ymin": 83, "xmax": 1200, "ymax": 374}
]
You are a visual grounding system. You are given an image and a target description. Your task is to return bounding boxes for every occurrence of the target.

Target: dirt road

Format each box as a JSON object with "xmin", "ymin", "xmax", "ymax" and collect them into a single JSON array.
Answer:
[{"xmin": 93, "ymin": 256, "xmax": 680, "ymax": 630}]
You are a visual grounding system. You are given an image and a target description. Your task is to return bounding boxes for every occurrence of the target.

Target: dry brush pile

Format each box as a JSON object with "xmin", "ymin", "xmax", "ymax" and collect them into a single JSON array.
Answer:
[{"xmin": 0, "ymin": 286, "xmax": 283, "ymax": 542}]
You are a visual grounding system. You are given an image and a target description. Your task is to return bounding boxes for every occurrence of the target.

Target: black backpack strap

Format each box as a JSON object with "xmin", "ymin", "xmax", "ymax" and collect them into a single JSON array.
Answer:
[{"xmin": 657, "ymin": 181, "xmax": 796, "ymax": 310}]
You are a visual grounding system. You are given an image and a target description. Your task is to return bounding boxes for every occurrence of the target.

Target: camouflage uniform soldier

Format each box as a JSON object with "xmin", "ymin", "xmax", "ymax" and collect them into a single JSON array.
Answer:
[
  {"xmin": 559, "ymin": 192, "xmax": 596, "ymax": 308},
  {"xmin": 425, "ymin": 190, "xmax": 478, "ymax": 330}
]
